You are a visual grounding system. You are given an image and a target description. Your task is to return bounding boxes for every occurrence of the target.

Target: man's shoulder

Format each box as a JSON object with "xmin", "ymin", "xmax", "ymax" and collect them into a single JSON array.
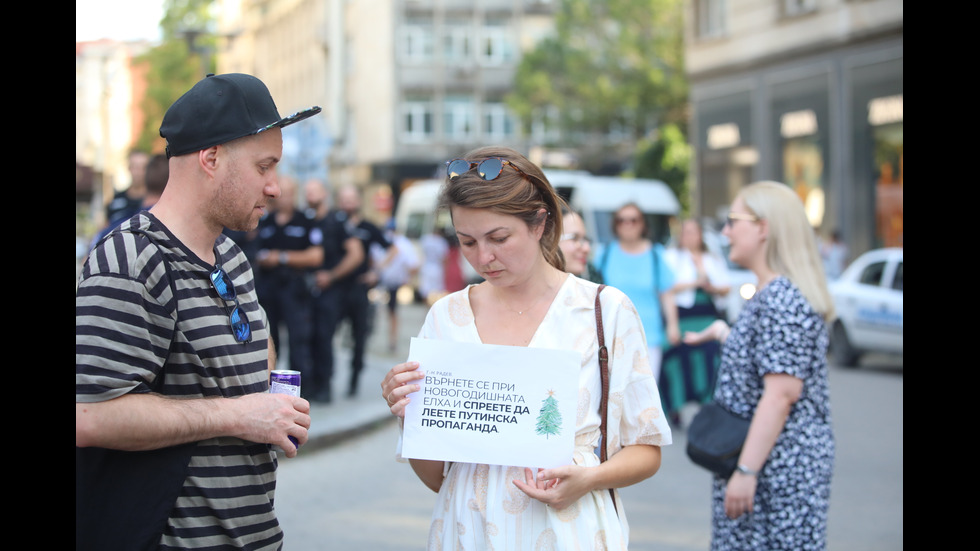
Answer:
[{"xmin": 84, "ymin": 212, "xmax": 194, "ymax": 280}]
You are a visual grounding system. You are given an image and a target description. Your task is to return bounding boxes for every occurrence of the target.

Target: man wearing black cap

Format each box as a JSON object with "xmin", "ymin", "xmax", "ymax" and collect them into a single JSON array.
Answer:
[{"xmin": 76, "ymin": 73, "xmax": 321, "ymax": 550}]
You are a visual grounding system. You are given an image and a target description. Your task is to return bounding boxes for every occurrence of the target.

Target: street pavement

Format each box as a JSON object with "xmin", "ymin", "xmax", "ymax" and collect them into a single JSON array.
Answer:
[{"xmin": 291, "ymin": 297, "xmax": 903, "ymax": 551}]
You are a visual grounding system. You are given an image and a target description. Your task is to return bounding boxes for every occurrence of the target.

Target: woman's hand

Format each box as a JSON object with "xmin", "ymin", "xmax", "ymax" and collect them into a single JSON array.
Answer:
[
  {"xmin": 724, "ymin": 471, "xmax": 758, "ymax": 519},
  {"xmin": 380, "ymin": 361, "xmax": 424, "ymax": 417},
  {"xmin": 682, "ymin": 319, "xmax": 730, "ymax": 345},
  {"xmin": 512, "ymin": 465, "xmax": 596, "ymax": 510},
  {"xmin": 666, "ymin": 321, "xmax": 682, "ymax": 346}
]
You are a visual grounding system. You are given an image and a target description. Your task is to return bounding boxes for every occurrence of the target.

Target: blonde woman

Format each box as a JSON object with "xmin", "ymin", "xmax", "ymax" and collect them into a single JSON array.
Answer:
[
  {"xmin": 380, "ymin": 146, "xmax": 671, "ymax": 550},
  {"xmin": 684, "ymin": 181, "xmax": 835, "ymax": 550}
]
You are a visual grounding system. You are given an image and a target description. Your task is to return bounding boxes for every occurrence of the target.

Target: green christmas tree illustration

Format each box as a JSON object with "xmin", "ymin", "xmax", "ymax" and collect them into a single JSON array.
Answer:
[{"xmin": 535, "ymin": 390, "xmax": 562, "ymax": 439}]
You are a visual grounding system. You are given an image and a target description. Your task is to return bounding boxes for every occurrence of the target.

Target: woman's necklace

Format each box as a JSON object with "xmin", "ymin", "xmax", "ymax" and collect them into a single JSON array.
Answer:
[
  {"xmin": 512, "ymin": 294, "xmax": 544, "ymax": 315},
  {"xmin": 500, "ymin": 272, "xmax": 562, "ymax": 315}
]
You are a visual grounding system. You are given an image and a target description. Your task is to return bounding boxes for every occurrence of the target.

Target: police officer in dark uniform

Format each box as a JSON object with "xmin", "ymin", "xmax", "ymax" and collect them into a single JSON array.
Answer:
[
  {"xmin": 304, "ymin": 179, "xmax": 364, "ymax": 403},
  {"xmin": 254, "ymin": 177, "xmax": 323, "ymax": 393},
  {"xmin": 332, "ymin": 185, "xmax": 396, "ymax": 397}
]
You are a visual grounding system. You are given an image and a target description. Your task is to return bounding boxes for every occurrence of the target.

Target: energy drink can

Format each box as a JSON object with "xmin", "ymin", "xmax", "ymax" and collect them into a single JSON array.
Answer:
[
  {"xmin": 270, "ymin": 369, "xmax": 301, "ymax": 397},
  {"xmin": 270, "ymin": 370, "xmax": 301, "ymax": 449}
]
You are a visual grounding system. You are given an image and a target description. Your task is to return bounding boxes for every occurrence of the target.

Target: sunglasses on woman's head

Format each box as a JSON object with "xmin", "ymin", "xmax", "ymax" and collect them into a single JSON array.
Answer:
[{"xmin": 445, "ymin": 157, "xmax": 531, "ymax": 182}]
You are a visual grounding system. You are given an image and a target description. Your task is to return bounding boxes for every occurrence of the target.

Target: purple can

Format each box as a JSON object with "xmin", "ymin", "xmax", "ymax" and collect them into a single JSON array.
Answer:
[
  {"xmin": 270, "ymin": 370, "xmax": 301, "ymax": 449},
  {"xmin": 270, "ymin": 369, "xmax": 301, "ymax": 397}
]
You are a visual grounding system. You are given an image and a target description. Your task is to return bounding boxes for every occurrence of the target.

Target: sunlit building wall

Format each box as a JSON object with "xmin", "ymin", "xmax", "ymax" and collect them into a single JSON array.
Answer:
[
  {"xmin": 76, "ymin": 39, "xmax": 152, "ymax": 227},
  {"xmin": 685, "ymin": 0, "xmax": 902, "ymax": 255}
]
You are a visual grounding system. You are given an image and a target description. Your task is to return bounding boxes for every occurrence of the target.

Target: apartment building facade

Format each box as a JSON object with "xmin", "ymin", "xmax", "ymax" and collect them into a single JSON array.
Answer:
[
  {"xmin": 217, "ymin": 0, "xmax": 556, "ymax": 219},
  {"xmin": 685, "ymin": 0, "xmax": 902, "ymax": 255}
]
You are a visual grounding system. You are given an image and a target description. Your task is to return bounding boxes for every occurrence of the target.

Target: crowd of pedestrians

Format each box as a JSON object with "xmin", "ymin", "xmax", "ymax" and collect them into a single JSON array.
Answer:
[{"xmin": 229, "ymin": 180, "xmax": 410, "ymax": 403}]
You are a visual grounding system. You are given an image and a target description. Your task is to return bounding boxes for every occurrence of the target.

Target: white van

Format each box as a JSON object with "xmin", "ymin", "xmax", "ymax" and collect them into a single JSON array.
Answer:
[
  {"xmin": 394, "ymin": 179, "xmax": 481, "ymax": 289},
  {"xmin": 550, "ymin": 171, "xmax": 680, "ymax": 247},
  {"xmin": 395, "ymin": 178, "xmax": 446, "ymax": 244},
  {"xmin": 397, "ymin": 171, "xmax": 680, "ymax": 248}
]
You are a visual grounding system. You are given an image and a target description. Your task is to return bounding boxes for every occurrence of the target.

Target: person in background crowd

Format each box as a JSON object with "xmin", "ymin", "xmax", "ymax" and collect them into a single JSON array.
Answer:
[
  {"xmin": 442, "ymin": 226, "xmax": 466, "ymax": 293},
  {"xmin": 660, "ymin": 218, "xmax": 731, "ymax": 427},
  {"xmin": 332, "ymin": 184, "xmax": 396, "ymax": 397},
  {"xmin": 558, "ymin": 205, "xmax": 603, "ymax": 282},
  {"xmin": 374, "ymin": 218, "xmax": 421, "ymax": 347},
  {"xmin": 89, "ymin": 153, "xmax": 170, "ymax": 252},
  {"xmin": 371, "ymin": 218, "xmax": 420, "ymax": 353},
  {"xmin": 140, "ymin": 153, "xmax": 169, "ymax": 210},
  {"xmin": 820, "ymin": 228, "xmax": 848, "ymax": 281},
  {"xmin": 684, "ymin": 181, "xmax": 835, "ymax": 550},
  {"xmin": 104, "ymin": 149, "xmax": 149, "ymax": 226},
  {"xmin": 418, "ymin": 226, "xmax": 449, "ymax": 305},
  {"xmin": 303, "ymin": 178, "xmax": 364, "ymax": 403},
  {"xmin": 77, "ymin": 72, "xmax": 317, "ymax": 549},
  {"xmin": 380, "ymin": 146, "xmax": 671, "ymax": 550},
  {"xmin": 254, "ymin": 176, "xmax": 323, "ymax": 392},
  {"xmin": 595, "ymin": 202, "xmax": 681, "ymax": 381}
]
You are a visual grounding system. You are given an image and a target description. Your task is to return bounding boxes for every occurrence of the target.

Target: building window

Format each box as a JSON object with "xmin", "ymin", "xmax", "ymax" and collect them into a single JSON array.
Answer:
[
  {"xmin": 478, "ymin": 19, "xmax": 516, "ymax": 65},
  {"xmin": 781, "ymin": 0, "xmax": 817, "ymax": 17},
  {"xmin": 780, "ymin": 109, "xmax": 825, "ymax": 228},
  {"xmin": 400, "ymin": 21, "xmax": 435, "ymax": 63},
  {"xmin": 695, "ymin": 0, "xmax": 727, "ymax": 39},
  {"xmin": 483, "ymin": 102, "xmax": 516, "ymax": 141},
  {"xmin": 869, "ymin": 95, "xmax": 903, "ymax": 248},
  {"xmin": 402, "ymin": 98, "xmax": 434, "ymax": 142},
  {"xmin": 443, "ymin": 20, "xmax": 472, "ymax": 64},
  {"xmin": 444, "ymin": 96, "xmax": 476, "ymax": 140}
]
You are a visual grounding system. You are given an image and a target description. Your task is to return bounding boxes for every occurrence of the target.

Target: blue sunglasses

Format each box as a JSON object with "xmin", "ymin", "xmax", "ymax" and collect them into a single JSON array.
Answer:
[
  {"xmin": 209, "ymin": 265, "xmax": 252, "ymax": 343},
  {"xmin": 445, "ymin": 157, "xmax": 531, "ymax": 182}
]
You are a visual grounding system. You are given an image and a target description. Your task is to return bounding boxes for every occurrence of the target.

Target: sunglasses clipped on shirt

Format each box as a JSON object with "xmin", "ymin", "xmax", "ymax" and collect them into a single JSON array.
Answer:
[
  {"xmin": 445, "ymin": 157, "xmax": 532, "ymax": 183},
  {"xmin": 209, "ymin": 264, "xmax": 252, "ymax": 343}
]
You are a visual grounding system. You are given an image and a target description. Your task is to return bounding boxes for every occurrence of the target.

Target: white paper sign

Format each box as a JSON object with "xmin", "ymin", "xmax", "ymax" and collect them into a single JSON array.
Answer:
[{"xmin": 402, "ymin": 337, "xmax": 580, "ymax": 468}]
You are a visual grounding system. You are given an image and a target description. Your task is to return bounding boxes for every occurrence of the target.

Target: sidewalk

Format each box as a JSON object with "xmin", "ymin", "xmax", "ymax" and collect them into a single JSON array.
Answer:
[{"xmin": 297, "ymin": 299, "xmax": 429, "ymax": 452}]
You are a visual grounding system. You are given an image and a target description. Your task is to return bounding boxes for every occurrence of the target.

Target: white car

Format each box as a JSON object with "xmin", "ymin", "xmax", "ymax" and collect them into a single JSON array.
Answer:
[{"xmin": 828, "ymin": 248, "xmax": 904, "ymax": 366}]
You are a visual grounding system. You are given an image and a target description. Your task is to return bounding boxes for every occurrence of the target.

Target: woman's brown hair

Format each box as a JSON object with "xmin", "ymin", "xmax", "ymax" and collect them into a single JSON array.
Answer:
[{"xmin": 438, "ymin": 146, "xmax": 566, "ymax": 271}]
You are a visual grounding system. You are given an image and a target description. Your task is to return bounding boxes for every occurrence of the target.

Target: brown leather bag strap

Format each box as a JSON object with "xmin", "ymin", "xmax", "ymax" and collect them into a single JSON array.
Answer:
[
  {"xmin": 595, "ymin": 284, "xmax": 618, "ymax": 512},
  {"xmin": 596, "ymin": 284, "xmax": 609, "ymax": 463}
]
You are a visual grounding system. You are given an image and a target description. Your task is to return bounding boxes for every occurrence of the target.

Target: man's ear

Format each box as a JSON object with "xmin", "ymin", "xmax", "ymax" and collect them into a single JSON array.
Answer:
[{"xmin": 199, "ymin": 146, "xmax": 220, "ymax": 178}]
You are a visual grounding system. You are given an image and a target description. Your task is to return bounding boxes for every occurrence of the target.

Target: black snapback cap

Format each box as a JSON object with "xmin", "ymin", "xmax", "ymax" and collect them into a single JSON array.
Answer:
[{"xmin": 160, "ymin": 73, "xmax": 321, "ymax": 158}]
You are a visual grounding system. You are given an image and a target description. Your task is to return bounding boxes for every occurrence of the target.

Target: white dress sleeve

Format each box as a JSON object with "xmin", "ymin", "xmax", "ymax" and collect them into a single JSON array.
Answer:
[{"xmin": 601, "ymin": 285, "xmax": 673, "ymax": 456}]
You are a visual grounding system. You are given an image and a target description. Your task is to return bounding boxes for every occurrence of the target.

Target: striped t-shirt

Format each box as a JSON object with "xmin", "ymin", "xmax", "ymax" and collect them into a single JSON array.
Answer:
[{"xmin": 76, "ymin": 212, "xmax": 282, "ymax": 550}]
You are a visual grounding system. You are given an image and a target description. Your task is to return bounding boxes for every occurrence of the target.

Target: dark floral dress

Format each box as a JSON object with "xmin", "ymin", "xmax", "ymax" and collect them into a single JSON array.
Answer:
[{"xmin": 711, "ymin": 276, "xmax": 835, "ymax": 550}]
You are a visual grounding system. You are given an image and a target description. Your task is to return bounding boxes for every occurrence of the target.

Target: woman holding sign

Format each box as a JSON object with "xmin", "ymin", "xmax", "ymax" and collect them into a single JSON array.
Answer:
[{"xmin": 380, "ymin": 146, "xmax": 672, "ymax": 550}]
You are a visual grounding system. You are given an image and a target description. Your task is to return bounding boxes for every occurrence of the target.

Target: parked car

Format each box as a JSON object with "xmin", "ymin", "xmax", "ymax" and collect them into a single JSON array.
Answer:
[{"xmin": 828, "ymin": 248, "xmax": 903, "ymax": 366}]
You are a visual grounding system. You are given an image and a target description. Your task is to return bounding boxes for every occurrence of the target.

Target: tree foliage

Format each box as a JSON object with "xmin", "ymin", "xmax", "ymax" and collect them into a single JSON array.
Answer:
[
  {"xmin": 630, "ymin": 122, "xmax": 692, "ymax": 215},
  {"xmin": 133, "ymin": 0, "xmax": 218, "ymax": 153},
  {"xmin": 508, "ymin": 0, "xmax": 688, "ymax": 151}
]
